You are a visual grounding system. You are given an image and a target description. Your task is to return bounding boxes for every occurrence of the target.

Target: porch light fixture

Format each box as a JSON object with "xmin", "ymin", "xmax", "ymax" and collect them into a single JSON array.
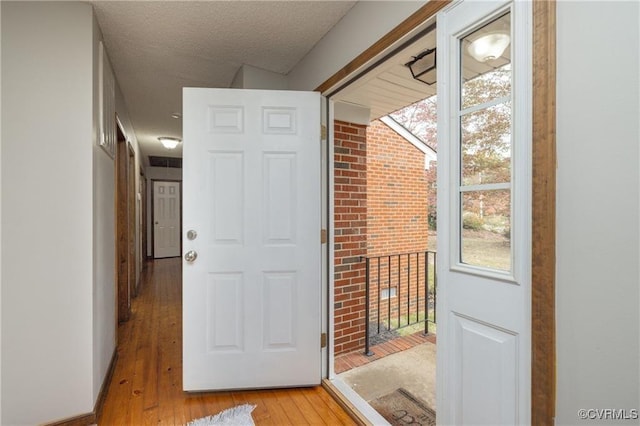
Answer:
[
  {"xmin": 467, "ymin": 32, "xmax": 510, "ymax": 62},
  {"xmin": 405, "ymin": 48, "xmax": 436, "ymax": 85},
  {"xmin": 158, "ymin": 136, "xmax": 181, "ymax": 150}
]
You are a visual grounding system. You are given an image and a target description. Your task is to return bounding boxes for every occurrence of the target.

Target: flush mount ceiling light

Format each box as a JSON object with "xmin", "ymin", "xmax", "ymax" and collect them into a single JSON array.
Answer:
[
  {"xmin": 158, "ymin": 137, "xmax": 181, "ymax": 150},
  {"xmin": 467, "ymin": 32, "xmax": 510, "ymax": 62},
  {"xmin": 405, "ymin": 47, "xmax": 437, "ymax": 85}
]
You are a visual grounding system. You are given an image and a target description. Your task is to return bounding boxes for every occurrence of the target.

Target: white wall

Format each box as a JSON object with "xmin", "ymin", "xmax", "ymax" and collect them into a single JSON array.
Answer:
[
  {"xmin": 91, "ymin": 11, "xmax": 144, "ymax": 408},
  {"xmin": 287, "ymin": 1, "xmax": 425, "ymax": 91},
  {"xmin": 1, "ymin": 3, "xmax": 142, "ymax": 423},
  {"xmin": 1, "ymin": 2, "xmax": 95, "ymax": 424},
  {"xmin": 0, "ymin": 3, "xmax": 3, "ymax": 420},
  {"xmin": 231, "ymin": 64, "xmax": 288, "ymax": 90},
  {"xmin": 556, "ymin": 2, "xmax": 640, "ymax": 424},
  {"xmin": 91, "ymin": 12, "xmax": 116, "ymax": 409}
]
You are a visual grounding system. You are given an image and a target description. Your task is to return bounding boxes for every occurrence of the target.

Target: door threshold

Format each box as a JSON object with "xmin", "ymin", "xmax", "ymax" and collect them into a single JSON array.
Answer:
[{"xmin": 322, "ymin": 378, "xmax": 390, "ymax": 426}]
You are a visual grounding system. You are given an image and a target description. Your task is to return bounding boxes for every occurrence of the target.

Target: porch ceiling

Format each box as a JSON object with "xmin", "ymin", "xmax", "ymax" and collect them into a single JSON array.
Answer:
[
  {"xmin": 332, "ymin": 13, "xmax": 511, "ymax": 123},
  {"xmin": 331, "ymin": 27, "xmax": 438, "ymax": 122}
]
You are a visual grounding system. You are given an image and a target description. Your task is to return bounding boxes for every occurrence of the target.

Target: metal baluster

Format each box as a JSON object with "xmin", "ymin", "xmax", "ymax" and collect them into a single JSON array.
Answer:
[
  {"xmin": 396, "ymin": 254, "xmax": 400, "ymax": 329},
  {"xmin": 377, "ymin": 258, "xmax": 381, "ymax": 335},
  {"xmin": 433, "ymin": 251, "xmax": 437, "ymax": 324},
  {"xmin": 408, "ymin": 254, "xmax": 412, "ymax": 327},
  {"xmin": 425, "ymin": 251, "xmax": 429, "ymax": 335},
  {"xmin": 364, "ymin": 257, "xmax": 373, "ymax": 356},
  {"xmin": 417, "ymin": 252, "xmax": 421, "ymax": 325},
  {"xmin": 387, "ymin": 255, "xmax": 391, "ymax": 332}
]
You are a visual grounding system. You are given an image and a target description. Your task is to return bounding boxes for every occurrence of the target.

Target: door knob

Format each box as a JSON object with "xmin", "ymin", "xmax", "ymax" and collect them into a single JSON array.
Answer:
[
  {"xmin": 184, "ymin": 250, "xmax": 198, "ymax": 262},
  {"xmin": 187, "ymin": 229, "xmax": 198, "ymax": 240}
]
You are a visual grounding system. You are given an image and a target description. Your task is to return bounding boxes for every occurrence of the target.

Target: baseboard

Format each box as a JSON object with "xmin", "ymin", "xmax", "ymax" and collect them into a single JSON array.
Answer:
[
  {"xmin": 95, "ymin": 350, "xmax": 118, "ymax": 420},
  {"xmin": 44, "ymin": 350, "xmax": 118, "ymax": 426},
  {"xmin": 322, "ymin": 378, "xmax": 371, "ymax": 426}
]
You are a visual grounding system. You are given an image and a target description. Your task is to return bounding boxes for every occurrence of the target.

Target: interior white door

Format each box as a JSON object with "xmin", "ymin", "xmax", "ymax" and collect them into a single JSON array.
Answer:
[
  {"xmin": 182, "ymin": 88, "xmax": 322, "ymax": 391},
  {"xmin": 153, "ymin": 180, "xmax": 181, "ymax": 258},
  {"xmin": 436, "ymin": 1, "xmax": 532, "ymax": 424}
]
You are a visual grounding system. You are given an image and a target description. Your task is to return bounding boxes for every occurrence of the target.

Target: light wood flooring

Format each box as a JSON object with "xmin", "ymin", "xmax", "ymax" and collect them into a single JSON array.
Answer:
[{"xmin": 98, "ymin": 258, "xmax": 356, "ymax": 425}]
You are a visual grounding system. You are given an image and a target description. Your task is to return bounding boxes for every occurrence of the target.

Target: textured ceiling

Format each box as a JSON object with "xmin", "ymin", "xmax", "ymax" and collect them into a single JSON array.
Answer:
[
  {"xmin": 90, "ymin": 1, "xmax": 357, "ymax": 163},
  {"xmin": 91, "ymin": 2, "xmax": 509, "ymax": 165}
]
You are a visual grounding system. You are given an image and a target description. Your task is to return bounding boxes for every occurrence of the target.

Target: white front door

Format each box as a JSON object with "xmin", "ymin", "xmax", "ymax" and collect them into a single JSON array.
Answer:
[
  {"xmin": 182, "ymin": 88, "xmax": 322, "ymax": 391},
  {"xmin": 153, "ymin": 180, "xmax": 181, "ymax": 258},
  {"xmin": 437, "ymin": 1, "xmax": 532, "ymax": 424}
]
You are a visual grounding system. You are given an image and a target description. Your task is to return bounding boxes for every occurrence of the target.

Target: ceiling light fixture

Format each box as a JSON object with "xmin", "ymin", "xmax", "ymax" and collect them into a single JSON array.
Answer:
[
  {"xmin": 467, "ymin": 32, "xmax": 510, "ymax": 62},
  {"xmin": 158, "ymin": 136, "xmax": 181, "ymax": 150},
  {"xmin": 405, "ymin": 47, "xmax": 437, "ymax": 85}
]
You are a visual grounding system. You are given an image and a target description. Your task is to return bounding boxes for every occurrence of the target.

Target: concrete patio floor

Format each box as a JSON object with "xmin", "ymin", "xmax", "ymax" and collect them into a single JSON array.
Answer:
[{"xmin": 336, "ymin": 337, "xmax": 437, "ymax": 413}]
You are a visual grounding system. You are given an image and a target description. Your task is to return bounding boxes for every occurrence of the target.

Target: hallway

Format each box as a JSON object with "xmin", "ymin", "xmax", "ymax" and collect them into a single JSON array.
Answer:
[{"xmin": 98, "ymin": 258, "xmax": 355, "ymax": 425}]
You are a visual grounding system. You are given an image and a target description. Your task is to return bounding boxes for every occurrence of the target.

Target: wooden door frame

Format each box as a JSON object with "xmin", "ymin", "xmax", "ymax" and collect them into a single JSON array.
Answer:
[
  {"xmin": 115, "ymin": 117, "xmax": 131, "ymax": 323},
  {"xmin": 150, "ymin": 179, "xmax": 183, "ymax": 259},
  {"xmin": 127, "ymin": 144, "xmax": 137, "ymax": 297},
  {"xmin": 140, "ymin": 169, "xmax": 149, "ymax": 264},
  {"xmin": 316, "ymin": 1, "xmax": 556, "ymax": 424}
]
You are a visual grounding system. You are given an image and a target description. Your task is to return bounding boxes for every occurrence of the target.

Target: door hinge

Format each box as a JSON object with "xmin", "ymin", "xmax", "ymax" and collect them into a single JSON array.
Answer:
[
  {"xmin": 321, "ymin": 332, "xmax": 327, "ymax": 348},
  {"xmin": 321, "ymin": 125, "xmax": 327, "ymax": 140},
  {"xmin": 321, "ymin": 229, "xmax": 327, "ymax": 244}
]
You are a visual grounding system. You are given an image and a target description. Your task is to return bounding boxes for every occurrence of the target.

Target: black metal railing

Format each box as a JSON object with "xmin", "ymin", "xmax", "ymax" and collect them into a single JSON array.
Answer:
[{"xmin": 363, "ymin": 251, "xmax": 437, "ymax": 356}]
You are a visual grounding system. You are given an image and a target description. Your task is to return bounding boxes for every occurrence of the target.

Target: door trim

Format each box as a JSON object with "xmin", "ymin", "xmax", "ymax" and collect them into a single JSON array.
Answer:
[
  {"xmin": 115, "ymin": 116, "xmax": 130, "ymax": 324},
  {"xmin": 531, "ymin": 1, "xmax": 556, "ymax": 423},
  {"xmin": 127, "ymin": 144, "xmax": 137, "ymax": 297},
  {"xmin": 140, "ymin": 169, "xmax": 149, "ymax": 264},
  {"xmin": 316, "ymin": 1, "xmax": 556, "ymax": 423}
]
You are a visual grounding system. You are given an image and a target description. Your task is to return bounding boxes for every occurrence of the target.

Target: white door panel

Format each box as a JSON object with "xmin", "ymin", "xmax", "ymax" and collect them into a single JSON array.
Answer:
[
  {"xmin": 437, "ymin": 1, "xmax": 531, "ymax": 424},
  {"xmin": 183, "ymin": 88, "xmax": 322, "ymax": 391},
  {"xmin": 153, "ymin": 181, "xmax": 181, "ymax": 258}
]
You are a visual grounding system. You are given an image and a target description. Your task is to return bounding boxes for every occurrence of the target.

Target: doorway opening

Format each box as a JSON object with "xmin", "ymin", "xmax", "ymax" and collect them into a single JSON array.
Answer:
[
  {"xmin": 323, "ymin": 15, "xmax": 440, "ymax": 422},
  {"xmin": 325, "ymin": 4, "xmax": 522, "ymax": 423},
  {"xmin": 116, "ymin": 118, "xmax": 137, "ymax": 323}
]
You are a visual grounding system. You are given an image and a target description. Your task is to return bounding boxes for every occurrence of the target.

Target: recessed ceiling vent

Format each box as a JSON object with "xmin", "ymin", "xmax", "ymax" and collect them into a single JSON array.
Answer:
[{"xmin": 149, "ymin": 156, "xmax": 182, "ymax": 168}]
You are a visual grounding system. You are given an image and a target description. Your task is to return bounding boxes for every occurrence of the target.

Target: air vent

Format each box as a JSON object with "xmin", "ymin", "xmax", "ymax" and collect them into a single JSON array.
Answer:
[{"xmin": 149, "ymin": 156, "xmax": 182, "ymax": 168}]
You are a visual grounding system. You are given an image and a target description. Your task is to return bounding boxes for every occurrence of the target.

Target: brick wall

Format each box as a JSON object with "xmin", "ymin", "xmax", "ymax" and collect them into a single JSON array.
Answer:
[
  {"xmin": 366, "ymin": 120, "xmax": 429, "ymax": 257},
  {"xmin": 365, "ymin": 120, "xmax": 430, "ymax": 334},
  {"xmin": 333, "ymin": 119, "xmax": 431, "ymax": 356},
  {"xmin": 333, "ymin": 120, "xmax": 368, "ymax": 355}
]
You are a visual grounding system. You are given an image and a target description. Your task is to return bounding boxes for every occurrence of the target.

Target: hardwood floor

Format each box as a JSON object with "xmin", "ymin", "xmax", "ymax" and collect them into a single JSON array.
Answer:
[{"xmin": 98, "ymin": 258, "xmax": 356, "ymax": 425}]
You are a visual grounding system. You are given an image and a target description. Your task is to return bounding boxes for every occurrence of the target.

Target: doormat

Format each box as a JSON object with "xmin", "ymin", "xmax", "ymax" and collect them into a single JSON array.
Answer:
[
  {"xmin": 186, "ymin": 404, "xmax": 256, "ymax": 426},
  {"xmin": 369, "ymin": 388, "xmax": 436, "ymax": 426}
]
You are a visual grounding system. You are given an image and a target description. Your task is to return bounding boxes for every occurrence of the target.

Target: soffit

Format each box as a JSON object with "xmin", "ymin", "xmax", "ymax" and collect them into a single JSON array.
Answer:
[{"xmin": 333, "ymin": 13, "xmax": 511, "ymax": 122}]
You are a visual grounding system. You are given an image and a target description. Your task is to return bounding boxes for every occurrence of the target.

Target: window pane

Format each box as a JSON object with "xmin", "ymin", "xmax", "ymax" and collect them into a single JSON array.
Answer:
[
  {"xmin": 461, "ymin": 102, "xmax": 511, "ymax": 186},
  {"xmin": 461, "ymin": 13, "xmax": 511, "ymax": 110},
  {"xmin": 461, "ymin": 190, "xmax": 510, "ymax": 271}
]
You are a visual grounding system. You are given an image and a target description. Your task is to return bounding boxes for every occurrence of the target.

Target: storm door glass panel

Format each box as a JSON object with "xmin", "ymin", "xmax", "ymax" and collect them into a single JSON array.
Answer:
[
  {"xmin": 461, "ymin": 102, "xmax": 511, "ymax": 186},
  {"xmin": 458, "ymin": 11, "xmax": 512, "ymax": 272},
  {"xmin": 461, "ymin": 190, "xmax": 511, "ymax": 271}
]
